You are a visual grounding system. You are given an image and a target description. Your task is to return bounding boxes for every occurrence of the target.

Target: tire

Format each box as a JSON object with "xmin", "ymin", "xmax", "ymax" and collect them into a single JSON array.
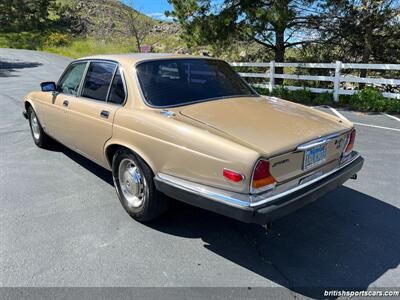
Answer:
[
  {"xmin": 27, "ymin": 106, "xmax": 50, "ymax": 148},
  {"xmin": 112, "ymin": 149, "xmax": 169, "ymax": 222}
]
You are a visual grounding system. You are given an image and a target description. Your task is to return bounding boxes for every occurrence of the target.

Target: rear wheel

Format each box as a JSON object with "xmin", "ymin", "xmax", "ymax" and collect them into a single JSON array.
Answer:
[
  {"xmin": 28, "ymin": 106, "xmax": 50, "ymax": 148},
  {"xmin": 112, "ymin": 149, "xmax": 169, "ymax": 222}
]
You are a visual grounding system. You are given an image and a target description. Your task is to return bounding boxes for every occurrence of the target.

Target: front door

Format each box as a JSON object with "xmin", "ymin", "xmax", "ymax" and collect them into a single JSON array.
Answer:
[{"xmin": 41, "ymin": 62, "xmax": 88, "ymax": 145}]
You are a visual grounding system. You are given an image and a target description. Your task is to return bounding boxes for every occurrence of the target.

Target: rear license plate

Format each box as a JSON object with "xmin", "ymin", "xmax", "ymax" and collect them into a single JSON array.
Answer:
[{"xmin": 303, "ymin": 144, "xmax": 327, "ymax": 170}]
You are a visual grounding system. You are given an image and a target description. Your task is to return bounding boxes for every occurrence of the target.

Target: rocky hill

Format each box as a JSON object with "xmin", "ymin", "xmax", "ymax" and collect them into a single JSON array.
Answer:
[
  {"xmin": 57, "ymin": 0, "xmax": 177, "ymax": 37},
  {"xmin": 54, "ymin": 0, "xmax": 184, "ymax": 53}
]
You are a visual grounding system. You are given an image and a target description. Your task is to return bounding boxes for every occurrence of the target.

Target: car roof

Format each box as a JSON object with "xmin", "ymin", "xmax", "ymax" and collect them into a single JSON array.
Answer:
[{"xmin": 77, "ymin": 53, "xmax": 219, "ymax": 65}]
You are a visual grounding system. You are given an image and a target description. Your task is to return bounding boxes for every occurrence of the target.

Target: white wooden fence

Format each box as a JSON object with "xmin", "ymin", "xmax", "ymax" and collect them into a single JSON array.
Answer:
[{"xmin": 230, "ymin": 61, "xmax": 400, "ymax": 102}]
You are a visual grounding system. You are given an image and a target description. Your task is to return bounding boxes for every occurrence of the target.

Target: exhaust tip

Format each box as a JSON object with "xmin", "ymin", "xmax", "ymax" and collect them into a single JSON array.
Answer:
[{"xmin": 350, "ymin": 174, "xmax": 358, "ymax": 180}]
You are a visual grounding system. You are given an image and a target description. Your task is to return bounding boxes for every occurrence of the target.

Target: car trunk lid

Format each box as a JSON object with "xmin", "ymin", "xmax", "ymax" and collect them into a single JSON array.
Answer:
[{"xmin": 179, "ymin": 96, "xmax": 352, "ymax": 182}]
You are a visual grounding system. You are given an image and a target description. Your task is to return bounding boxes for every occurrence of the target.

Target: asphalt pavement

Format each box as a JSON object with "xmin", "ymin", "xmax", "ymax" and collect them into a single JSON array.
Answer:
[{"xmin": 1, "ymin": 48, "xmax": 399, "ymax": 299}]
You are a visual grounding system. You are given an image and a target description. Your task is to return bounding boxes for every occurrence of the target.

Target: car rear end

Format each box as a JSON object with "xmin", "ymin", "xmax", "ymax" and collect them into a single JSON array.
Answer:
[
  {"xmin": 253, "ymin": 128, "xmax": 357, "ymax": 195},
  {"xmin": 132, "ymin": 56, "xmax": 363, "ymax": 223},
  {"xmin": 155, "ymin": 127, "xmax": 363, "ymax": 225}
]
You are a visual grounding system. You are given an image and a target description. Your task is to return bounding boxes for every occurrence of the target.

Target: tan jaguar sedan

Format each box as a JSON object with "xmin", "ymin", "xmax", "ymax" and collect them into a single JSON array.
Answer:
[{"xmin": 23, "ymin": 54, "xmax": 363, "ymax": 224}]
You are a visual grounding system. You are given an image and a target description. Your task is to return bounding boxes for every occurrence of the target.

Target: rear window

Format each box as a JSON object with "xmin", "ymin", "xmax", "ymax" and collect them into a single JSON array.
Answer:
[{"xmin": 136, "ymin": 59, "xmax": 258, "ymax": 107}]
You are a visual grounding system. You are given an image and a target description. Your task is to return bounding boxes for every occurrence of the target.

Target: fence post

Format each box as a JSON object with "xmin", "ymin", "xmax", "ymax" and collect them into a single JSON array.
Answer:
[
  {"xmin": 269, "ymin": 60, "xmax": 275, "ymax": 93},
  {"xmin": 333, "ymin": 61, "xmax": 341, "ymax": 102}
]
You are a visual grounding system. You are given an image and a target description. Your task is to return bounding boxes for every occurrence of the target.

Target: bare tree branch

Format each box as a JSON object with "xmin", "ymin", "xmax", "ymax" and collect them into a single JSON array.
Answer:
[{"xmin": 117, "ymin": 0, "xmax": 152, "ymax": 52}]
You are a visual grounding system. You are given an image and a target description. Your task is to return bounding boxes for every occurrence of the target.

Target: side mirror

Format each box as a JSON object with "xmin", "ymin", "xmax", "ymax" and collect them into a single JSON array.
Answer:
[{"xmin": 40, "ymin": 81, "xmax": 56, "ymax": 92}]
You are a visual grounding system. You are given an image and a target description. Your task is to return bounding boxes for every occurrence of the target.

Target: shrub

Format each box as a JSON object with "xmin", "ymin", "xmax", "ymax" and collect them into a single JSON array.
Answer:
[
  {"xmin": 0, "ymin": 31, "xmax": 48, "ymax": 49},
  {"xmin": 253, "ymin": 87, "xmax": 270, "ymax": 95},
  {"xmin": 385, "ymin": 99, "xmax": 400, "ymax": 114},
  {"xmin": 339, "ymin": 94, "xmax": 352, "ymax": 107},
  {"xmin": 313, "ymin": 92, "xmax": 334, "ymax": 106},
  {"xmin": 271, "ymin": 86, "xmax": 290, "ymax": 99},
  {"xmin": 45, "ymin": 32, "xmax": 71, "ymax": 47},
  {"xmin": 287, "ymin": 89, "xmax": 314, "ymax": 105},
  {"xmin": 250, "ymin": 85, "xmax": 399, "ymax": 114},
  {"xmin": 350, "ymin": 87, "xmax": 387, "ymax": 112}
]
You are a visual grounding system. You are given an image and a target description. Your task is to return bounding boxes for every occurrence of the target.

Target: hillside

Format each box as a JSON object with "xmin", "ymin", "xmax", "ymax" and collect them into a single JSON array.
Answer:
[
  {"xmin": 0, "ymin": 0, "xmax": 183, "ymax": 58},
  {"xmin": 56, "ymin": 0, "xmax": 158, "ymax": 36},
  {"xmin": 0, "ymin": 0, "xmax": 262, "ymax": 59},
  {"xmin": 50, "ymin": 0, "xmax": 183, "ymax": 56}
]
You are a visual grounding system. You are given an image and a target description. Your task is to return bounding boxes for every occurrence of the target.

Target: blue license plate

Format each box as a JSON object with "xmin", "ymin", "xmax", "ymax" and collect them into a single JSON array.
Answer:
[{"xmin": 303, "ymin": 144, "xmax": 327, "ymax": 170}]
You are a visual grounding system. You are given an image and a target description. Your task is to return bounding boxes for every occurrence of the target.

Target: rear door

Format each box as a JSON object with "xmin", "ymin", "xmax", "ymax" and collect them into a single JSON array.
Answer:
[{"xmin": 67, "ymin": 61, "xmax": 126, "ymax": 166}]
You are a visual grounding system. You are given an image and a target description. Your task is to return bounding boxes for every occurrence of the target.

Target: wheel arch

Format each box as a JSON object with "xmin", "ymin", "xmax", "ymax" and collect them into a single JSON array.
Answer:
[
  {"xmin": 104, "ymin": 142, "xmax": 157, "ymax": 175},
  {"xmin": 24, "ymin": 99, "xmax": 36, "ymax": 113}
]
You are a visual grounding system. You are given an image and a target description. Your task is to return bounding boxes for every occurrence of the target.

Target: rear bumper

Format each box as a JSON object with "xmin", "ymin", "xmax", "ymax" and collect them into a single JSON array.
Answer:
[{"xmin": 154, "ymin": 152, "xmax": 364, "ymax": 224}]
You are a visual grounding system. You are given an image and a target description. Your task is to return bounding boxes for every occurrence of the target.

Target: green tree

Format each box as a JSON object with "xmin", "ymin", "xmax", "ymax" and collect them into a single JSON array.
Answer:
[
  {"xmin": 320, "ymin": 0, "xmax": 400, "ymax": 66},
  {"xmin": 167, "ymin": 0, "xmax": 321, "ymax": 81},
  {"xmin": 0, "ymin": 0, "xmax": 55, "ymax": 32}
]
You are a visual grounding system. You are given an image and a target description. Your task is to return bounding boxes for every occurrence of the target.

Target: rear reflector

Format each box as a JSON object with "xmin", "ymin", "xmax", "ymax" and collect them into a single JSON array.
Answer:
[
  {"xmin": 223, "ymin": 169, "xmax": 244, "ymax": 182},
  {"xmin": 252, "ymin": 160, "xmax": 276, "ymax": 190},
  {"xmin": 344, "ymin": 129, "xmax": 356, "ymax": 155}
]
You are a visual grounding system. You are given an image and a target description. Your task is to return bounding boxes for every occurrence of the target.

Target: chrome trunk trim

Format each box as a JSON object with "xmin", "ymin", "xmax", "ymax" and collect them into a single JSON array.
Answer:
[{"xmin": 296, "ymin": 133, "xmax": 341, "ymax": 151}]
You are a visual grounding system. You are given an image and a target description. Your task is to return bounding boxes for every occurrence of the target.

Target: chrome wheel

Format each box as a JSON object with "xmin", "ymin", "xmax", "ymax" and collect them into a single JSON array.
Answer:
[
  {"xmin": 118, "ymin": 158, "xmax": 147, "ymax": 208},
  {"xmin": 30, "ymin": 110, "xmax": 40, "ymax": 140}
]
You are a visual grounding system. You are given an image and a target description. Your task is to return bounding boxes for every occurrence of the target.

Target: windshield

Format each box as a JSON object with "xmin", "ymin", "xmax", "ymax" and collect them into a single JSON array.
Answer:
[{"xmin": 136, "ymin": 59, "xmax": 258, "ymax": 107}]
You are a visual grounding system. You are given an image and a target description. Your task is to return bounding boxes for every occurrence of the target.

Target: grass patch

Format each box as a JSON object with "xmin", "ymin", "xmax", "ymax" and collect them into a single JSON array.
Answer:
[
  {"xmin": 0, "ymin": 31, "xmax": 50, "ymax": 49},
  {"xmin": 42, "ymin": 37, "xmax": 138, "ymax": 58},
  {"xmin": 0, "ymin": 31, "xmax": 140, "ymax": 58},
  {"xmin": 0, "ymin": 30, "xmax": 180, "ymax": 58}
]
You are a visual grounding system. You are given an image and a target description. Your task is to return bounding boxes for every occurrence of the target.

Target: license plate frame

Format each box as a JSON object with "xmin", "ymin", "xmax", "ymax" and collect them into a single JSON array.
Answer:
[{"xmin": 303, "ymin": 144, "xmax": 327, "ymax": 170}]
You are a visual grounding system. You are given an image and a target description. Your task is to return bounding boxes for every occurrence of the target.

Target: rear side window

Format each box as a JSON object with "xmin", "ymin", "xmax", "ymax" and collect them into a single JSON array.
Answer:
[
  {"xmin": 81, "ymin": 62, "xmax": 116, "ymax": 101},
  {"xmin": 58, "ymin": 62, "xmax": 87, "ymax": 96},
  {"xmin": 108, "ymin": 69, "xmax": 126, "ymax": 105}
]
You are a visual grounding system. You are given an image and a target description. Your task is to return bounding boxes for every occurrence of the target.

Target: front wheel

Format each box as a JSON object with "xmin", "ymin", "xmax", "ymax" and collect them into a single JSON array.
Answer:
[
  {"xmin": 28, "ymin": 106, "xmax": 50, "ymax": 148},
  {"xmin": 112, "ymin": 149, "xmax": 169, "ymax": 222}
]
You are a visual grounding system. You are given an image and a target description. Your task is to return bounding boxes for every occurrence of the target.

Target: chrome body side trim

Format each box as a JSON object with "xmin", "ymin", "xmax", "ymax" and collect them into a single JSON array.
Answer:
[
  {"xmin": 160, "ymin": 109, "xmax": 176, "ymax": 117},
  {"xmin": 155, "ymin": 151, "xmax": 360, "ymax": 208},
  {"xmin": 155, "ymin": 173, "xmax": 253, "ymax": 207}
]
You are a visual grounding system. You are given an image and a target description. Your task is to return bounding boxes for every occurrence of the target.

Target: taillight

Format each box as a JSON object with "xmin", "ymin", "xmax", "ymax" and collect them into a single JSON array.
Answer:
[
  {"xmin": 344, "ymin": 129, "xmax": 356, "ymax": 156},
  {"xmin": 223, "ymin": 169, "xmax": 244, "ymax": 182},
  {"xmin": 251, "ymin": 160, "xmax": 276, "ymax": 192}
]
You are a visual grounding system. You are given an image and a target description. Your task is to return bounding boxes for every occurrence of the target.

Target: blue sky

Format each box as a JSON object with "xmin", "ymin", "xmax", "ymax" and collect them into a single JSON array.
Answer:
[{"xmin": 122, "ymin": 0, "xmax": 173, "ymax": 21}]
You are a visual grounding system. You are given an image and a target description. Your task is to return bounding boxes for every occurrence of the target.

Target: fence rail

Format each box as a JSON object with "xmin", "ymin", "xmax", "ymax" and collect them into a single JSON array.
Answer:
[{"xmin": 230, "ymin": 61, "xmax": 400, "ymax": 101}]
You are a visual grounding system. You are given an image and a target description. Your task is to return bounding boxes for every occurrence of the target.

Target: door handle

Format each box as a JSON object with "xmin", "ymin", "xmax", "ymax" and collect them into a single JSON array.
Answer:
[
  {"xmin": 100, "ymin": 110, "xmax": 109, "ymax": 119},
  {"xmin": 63, "ymin": 100, "xmax": 69, "ymax": 107}
]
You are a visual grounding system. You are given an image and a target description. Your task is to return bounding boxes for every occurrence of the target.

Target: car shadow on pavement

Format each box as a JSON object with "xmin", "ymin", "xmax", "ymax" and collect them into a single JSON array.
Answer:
[
  {"xmin": 149, "ymin": 187, "xmax": 400, "ymax": 299},
  {"xmin": 0, "ymin": 59, "xmax": 43, "ymax": 77},
  {"xmin": 41, "ymin": 141, "xmax": 399, "ymax": 298},
  {"xmin": 47, "ymin": 141, "xmax": 114, "ymax": 186}
]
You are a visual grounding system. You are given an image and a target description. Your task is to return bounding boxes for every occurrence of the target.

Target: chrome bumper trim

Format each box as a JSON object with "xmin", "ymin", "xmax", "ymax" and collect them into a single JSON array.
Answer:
[
  {"xmin": 155, "ymin": 151, "xmax": 361, "ymax": 209},
  {"xmin": 155, "ymin": 174, "xmax": 253, "ymax": 207}
]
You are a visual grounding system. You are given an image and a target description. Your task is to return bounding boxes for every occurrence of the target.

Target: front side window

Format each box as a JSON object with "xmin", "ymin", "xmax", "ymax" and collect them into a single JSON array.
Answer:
[
  {"xmin": 81, "ymin": 62, "xmax": 116, "ymax": 101},
  {"xmin": 58, "ymin": 62, "xmax": 87, "ymax": 96},
  {"xmin": 108, "ymin": 69, "xmax": 126, "ymax": 105},
  {"xmin": 136, "ymin": 59, "xmax": 258, "ymax": 107}
]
